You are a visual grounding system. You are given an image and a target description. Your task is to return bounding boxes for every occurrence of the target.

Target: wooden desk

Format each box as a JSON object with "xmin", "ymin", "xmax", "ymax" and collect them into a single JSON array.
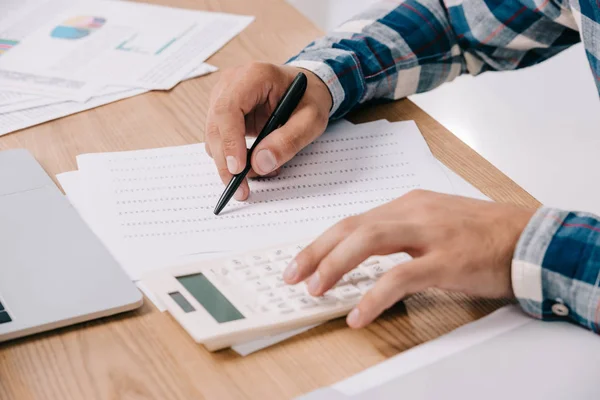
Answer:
[{"xmin": 0, "ymin": 0, "xmax": 540, "ymax": 399}]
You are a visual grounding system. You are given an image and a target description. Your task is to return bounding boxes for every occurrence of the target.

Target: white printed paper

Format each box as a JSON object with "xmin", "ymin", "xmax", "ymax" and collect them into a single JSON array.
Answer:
[
  {"xmin": 72, "ymin": 120, "xmax": 455, "ymax": 279},
  {"xmin": 0, "ymin": 63, "xmax": 217, "ymax": 136},
  {"xmin": 0, "ymin": 0, "xmax": 252, "ymax": 98}
]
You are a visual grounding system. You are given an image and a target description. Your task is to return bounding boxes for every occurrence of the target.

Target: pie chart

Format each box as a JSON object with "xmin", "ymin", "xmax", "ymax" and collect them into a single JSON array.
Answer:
[{"xmin": 51, "ymin": 16, "xmax": 106, "ymax": 40}]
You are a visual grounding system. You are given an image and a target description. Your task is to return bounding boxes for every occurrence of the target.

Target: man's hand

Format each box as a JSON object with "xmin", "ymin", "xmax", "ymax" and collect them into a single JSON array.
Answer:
[
  {"xmin": 283, "ymin": 190, "xmax": 536, "ymax": 328},
  {"xmin": 205, "ymin": 63, "xmax": 333, "ymax": 201}
]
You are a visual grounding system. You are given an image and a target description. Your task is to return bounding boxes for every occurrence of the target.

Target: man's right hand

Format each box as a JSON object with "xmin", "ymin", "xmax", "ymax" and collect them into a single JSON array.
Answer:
[{"xmin": 205, "ymin": 63, "xmax": 333, "ymax": 201}]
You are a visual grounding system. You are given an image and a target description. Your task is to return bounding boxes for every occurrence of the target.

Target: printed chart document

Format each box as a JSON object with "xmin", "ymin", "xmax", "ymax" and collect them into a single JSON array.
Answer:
[
  {"xmin": 0, "ymin": 63, "xmax": 217, "ymax": 136},
  {"xmin": 0, "ymin": 0, "xmax": 253, "ymax": 99}
]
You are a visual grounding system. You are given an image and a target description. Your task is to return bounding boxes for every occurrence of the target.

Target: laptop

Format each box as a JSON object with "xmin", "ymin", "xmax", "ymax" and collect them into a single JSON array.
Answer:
[{"xmin": 0, "ymin": 149, "xmax": 142, "ymax": 342}]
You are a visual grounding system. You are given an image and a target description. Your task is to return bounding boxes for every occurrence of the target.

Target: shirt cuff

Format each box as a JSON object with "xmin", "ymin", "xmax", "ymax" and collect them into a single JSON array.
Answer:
[
  {"xmin": 286, "ymin": 49, "xmax": 365, "ymax": 119},
  {"xmin": 512, "ymin": 207, "xmax": 600, "ymax": 332}
]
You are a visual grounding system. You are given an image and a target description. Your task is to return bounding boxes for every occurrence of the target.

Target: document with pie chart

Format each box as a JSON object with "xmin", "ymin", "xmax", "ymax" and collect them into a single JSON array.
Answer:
[{"xmin": 0, "ymin": 0, "xmax": 253, "ymax": 100}]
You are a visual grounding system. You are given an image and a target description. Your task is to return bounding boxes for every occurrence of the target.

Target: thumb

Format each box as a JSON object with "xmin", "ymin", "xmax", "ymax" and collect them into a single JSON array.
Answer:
[{"xmin": 251, "ymin": 106, "xmax": 326, "ymax": 175}]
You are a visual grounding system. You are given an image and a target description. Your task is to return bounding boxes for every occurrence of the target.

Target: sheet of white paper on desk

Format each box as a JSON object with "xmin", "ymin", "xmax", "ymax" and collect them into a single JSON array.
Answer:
[
  {"xmin": 0, "ymin": 62, "xmax": 217, "ymax": 115},
  {"xmin": 329, "ymin": 306, "xmax": 530, "ymax": 396},
  {"xmin": 74, "ymin": 120, "xmax": 455, "ymax": 279},
  {"xmin": 0, "ymin": 95, "xmax": 60, "ymax": 115},
  {"xmin": 301, "ymin": 305, "xmax": 600, "ymax": 399},
  {"xmin": 0, "ymin": 0, "xmax": 252, "ymax": 95},
  {"xmin": 0, "ymin": 63, "xmax": 217, "ymax": 136},
  {"xmin": 0, "ymin": 91, "xmax": 39, "ymax": 107}
]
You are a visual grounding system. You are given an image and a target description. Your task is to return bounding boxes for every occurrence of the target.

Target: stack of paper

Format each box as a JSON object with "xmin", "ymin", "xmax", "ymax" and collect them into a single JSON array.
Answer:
[
  {"xmin": 0, "ymin": 0, "xmax": 253, "ymax": 135},
  {"xmin": 56, "ymin": 119, "xmax": 488, "ymax": 353},
  {"xmin": 57, "ymin": 119, "xmax": 486, "ymax": 280}
]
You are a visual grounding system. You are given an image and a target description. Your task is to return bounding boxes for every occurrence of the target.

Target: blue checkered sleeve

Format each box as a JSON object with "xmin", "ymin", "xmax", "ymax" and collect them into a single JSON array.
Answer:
[
  {"xmin": 286, "ymin": 0, "xmax": 600, "ymax": 119},
  {"xmin": 513, "ymin": 208, "xmax": 600, "ymax": 333}
]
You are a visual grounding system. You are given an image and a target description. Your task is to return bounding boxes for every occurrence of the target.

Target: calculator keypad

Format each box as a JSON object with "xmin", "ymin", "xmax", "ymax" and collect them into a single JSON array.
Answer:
[{"xmin": 223, "ymin": 245, "xmax": 410, "ymax": 316}]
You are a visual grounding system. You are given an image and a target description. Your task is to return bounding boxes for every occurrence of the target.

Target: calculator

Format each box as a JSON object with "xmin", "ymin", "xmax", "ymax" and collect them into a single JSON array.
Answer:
[{"xmin": 141, "ymin": 241, "xmax": 411, "ymax": 351}]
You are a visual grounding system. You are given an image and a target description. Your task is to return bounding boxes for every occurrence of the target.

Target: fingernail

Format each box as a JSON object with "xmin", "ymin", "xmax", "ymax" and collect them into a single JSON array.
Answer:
[
  {"xmin": 226, "ymin": 156, "xmax": 239, "ymax": 174},
  {"xmin": 283, "ymin": 260, "xmax": 298, "ymax": 282},
  {"xmin": 233, "ymin": 186, "xmax": 245, "ymax": 201},
  {"xmin": 347, "ymin": 308, "xmax": 360, "ymax": 327},
  {"xmin": 307, "ymin": 272, "xmax": 320, "ymax": 294},
  {"xmin": 255, "ymin": 149, "xmax": 277, "ymax": 175}
]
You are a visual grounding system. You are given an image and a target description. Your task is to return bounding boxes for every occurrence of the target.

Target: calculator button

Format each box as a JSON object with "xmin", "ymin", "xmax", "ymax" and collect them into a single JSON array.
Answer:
[
  {"xmin": 388, "ymin": 253, "xmax": 412, "ymax": 264},
  {"xmin": 361, "ymin": 258, "xmax": 379, "ymax": 266},
  {"xmin": 288, "ymin": 244, "xmax": 305, "ymax": 256},
  {"xmin": 233, "ymin": 269, "xmax": 259, "ymax": 281},
  {"xmin": 226, "ymin": 258, "xmax": 248, "ymax": 270},
  {"xmin": 293, "ymin": 296, "xmax": 317, "ymax": 309},
  {"xmin": 334, "ymin": 285, "xmax": 361, "ymax": 300},
  {"xmin": 248, "ymin": 279, "xmax": 271, "ymax": 292},
  {"xmin": 257, "ymin": 291, "xmax": 283, "ymax": 305},
  {"xmin": 267, "ymin": 249, "xmax": 292, "ymax": 261},
  {"xmin": 361, "ymin": 263, "xmax": 390, "ymax": 279},
  {"xmin": 266, "ymin": 275, "xmax": 286, "ymax": 288},
  {"xmin": 246, "ymin": 254, "xmax": 269, "ymax": 266},
  {"xmin": 260, "ymin": 264, "xmax": 280, "ymax": 276},
  {"xmin": 278, "ymin": 285, "xmax": 304, "ymax": 299},
  {"xmin": 313, "ymin": 293, "xmax": 338, "ymax": 306},
  {"xmin": 333, "ymin": 275, "xmax": 351, "ymax": 288},
  {"xmin": 356, "ymin": 280, "xmax": 376, "ymax": 294},
  {"xmin": 346, "ymin": 270, "xmax": 369, "ymax": 283},
  {"xmin": 267, "ymin": 302, "xmax": 294, "ymax": 314}
]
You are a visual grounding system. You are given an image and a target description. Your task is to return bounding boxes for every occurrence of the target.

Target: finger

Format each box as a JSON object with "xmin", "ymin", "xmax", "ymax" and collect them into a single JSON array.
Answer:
[
  {"xmin": 212, "ymin": 67, "xmax": 278, "ymax": 176},
  {"xmin": 205, "ymin": 142, "xmax": 213, "ymax": 159},
  {"xmin": 306, "ymin": 222, "xmax": 419, "ymax": 296},
  {"xmin": 284, "ymin": 215, "xmax": 363, "ymax": 285},
  {"xmin": 206, "ymin": 125, "xmax": 247, "ymax": 200},
  {"xmin": 251, "ymin": 106, "xmax": 325, "ymax": 176},
  {"xmin": 205, "ymin": 77, "xmax": 229, "ymax": 159},
  {"xmin": 236, "ymin": 178, "xmax": 250, "ymax": 202},
  {"xmin": 347, "ymin": 256, "xmax": 437, "ymax": 328}
]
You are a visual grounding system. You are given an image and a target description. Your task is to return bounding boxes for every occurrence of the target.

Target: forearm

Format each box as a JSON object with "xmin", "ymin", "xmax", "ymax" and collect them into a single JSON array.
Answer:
[
  {"xmin": 286, "ymin": 0, "xmax": 580, "ymax": 119},
  {"xmin": 286, "ymin": 0, "xmax": 464, "ymax": 118},
  {"xmin": 513, "ymin": 208, "xmax": 600, "ymax": 332}
]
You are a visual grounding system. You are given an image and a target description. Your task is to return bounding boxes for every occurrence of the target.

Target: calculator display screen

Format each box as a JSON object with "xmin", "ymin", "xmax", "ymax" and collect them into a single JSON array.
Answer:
[{"xmin": 176, "ymin": 273, "xmax": 245, "ymax": 323}]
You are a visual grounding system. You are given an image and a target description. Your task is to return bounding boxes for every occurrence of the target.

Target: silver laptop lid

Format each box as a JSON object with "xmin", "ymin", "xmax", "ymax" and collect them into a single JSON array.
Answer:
[{"xmin": 0, "ymin": 149, "xmax": 142, "ymax": 342}]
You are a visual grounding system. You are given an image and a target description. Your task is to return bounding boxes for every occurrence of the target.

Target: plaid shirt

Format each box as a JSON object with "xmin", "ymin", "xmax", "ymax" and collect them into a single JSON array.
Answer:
[{"xmin": 287, "ymin": 0, "xmax": 600, "ymax": 332}]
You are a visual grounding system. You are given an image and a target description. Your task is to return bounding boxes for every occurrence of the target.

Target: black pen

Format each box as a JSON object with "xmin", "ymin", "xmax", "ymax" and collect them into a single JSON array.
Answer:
[{"xmin": 213, "ymin": 72, "xmax": 308, "ymax": 215}]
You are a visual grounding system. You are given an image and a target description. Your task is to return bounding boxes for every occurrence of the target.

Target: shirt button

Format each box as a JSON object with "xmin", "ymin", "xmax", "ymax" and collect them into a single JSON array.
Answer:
[{"xmin": 551, "ymin": 302, "xmax": 570, "ymax": 317}]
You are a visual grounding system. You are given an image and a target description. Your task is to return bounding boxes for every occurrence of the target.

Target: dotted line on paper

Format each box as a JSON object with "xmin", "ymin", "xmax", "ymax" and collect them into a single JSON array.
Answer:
[
  {"xmin": 295, "ymin": 142, "xmax": 398, "ymax": 157},
  {"xmin": 116, "ymin": 194, "xmax": 218, "ymax": 205},
  {"xmin": 311, "ymin": 132, "xmax": 395, "ymax": 144},
  {"xmin": 109, "ymin": 161, "xmax": 212, "ymax": 173},
  {"xmin": 107, "ymin": 152, "xmax": 203, "ymax": 163},
  {"xmin": 116, "ymin": 185, "xmax": 420, "ymax": 215},
  {"xmin": 123, "ymin": 214, "xmax": 355, "ymax": 238},
  {"xmin": 114, "ymin": 175, "xmax": 417, "ymax": 205},
  {"xmin": 120, "ymin": 198, "xmax": 393, "ymax": 227},
  {"xmin": 281, "ymin": 153, "xmax": 402, "ymax": 169},
  {"xmin": 114, "ymin": 182, "xmax": 220, "ymax": 193},
  {"xmin": 259, "ymin": 164, "xmax": 408, "ymax": 182},
  {"xmin": 113, "ymin": 172, "xmax": 212, "ymax": 182}
]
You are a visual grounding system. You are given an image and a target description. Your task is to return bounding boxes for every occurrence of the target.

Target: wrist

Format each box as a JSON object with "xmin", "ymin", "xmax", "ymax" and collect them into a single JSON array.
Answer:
[{"xmin": 285, "ymin": 60, "xmax": 340, "ymax": 118}]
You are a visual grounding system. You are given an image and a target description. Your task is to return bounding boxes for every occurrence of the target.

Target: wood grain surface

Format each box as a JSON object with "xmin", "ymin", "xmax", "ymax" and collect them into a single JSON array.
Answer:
[{"xmin": 0, "ymin": 0, "xmax": 540, "ymax": 399}]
